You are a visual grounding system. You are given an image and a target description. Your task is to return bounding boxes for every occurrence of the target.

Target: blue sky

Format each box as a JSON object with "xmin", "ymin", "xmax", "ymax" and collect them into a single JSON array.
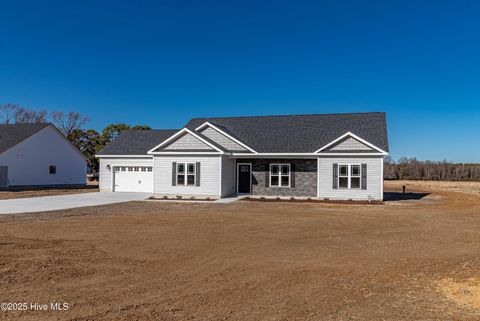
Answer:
[{"xmin": 1, "ymin": 0, "xmax": 479, "ymax": 162}]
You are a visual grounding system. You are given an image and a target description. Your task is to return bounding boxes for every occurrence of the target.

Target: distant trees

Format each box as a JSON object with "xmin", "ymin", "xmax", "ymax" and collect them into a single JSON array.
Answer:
[
  {"xmin": 0, "ymin": 103, "xmax": 150, "ymax": 172},
  {"xmin": 0, "ymin": 103, "xmax": 47, "ymax": 124},
  {"xmin": 384, "ymin": 157, "xmax": 480, "ymax": 181}
]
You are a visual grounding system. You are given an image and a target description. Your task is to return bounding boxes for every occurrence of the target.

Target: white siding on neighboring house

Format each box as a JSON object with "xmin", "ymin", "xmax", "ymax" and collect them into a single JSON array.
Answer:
[
  {"xmin": 0, "ymin": 126, "xmax": 86, "ymax": 186},
  {"xmin": 160, "ymin": 132, "xmax": 214, "ymax": 151},
  {"xmin": 221, "ymin": 156, "xmax": 236, "ymax": 196},
  {"xmin": 327, "ymin": 137, "xmax": 373, "ymax": 151},
  {"xmin": 153, "ymin": 155, "xmax": 221, "ymax": 197},
  {"xmin": 317, "ymin": 156, "xmax": 383, "ymax": 200},
  {"xmin": 99, "ymin": 157, "xmax": 153, "ymax": 191},
  {"xmin": 199, "ymin": 126, "xmax": 248, "ymax": 152}
]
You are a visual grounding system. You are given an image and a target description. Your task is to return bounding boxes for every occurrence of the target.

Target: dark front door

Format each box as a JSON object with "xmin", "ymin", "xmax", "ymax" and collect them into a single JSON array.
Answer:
[{"xmin": 237, "ymin": 164, "xmax": 251, "ymax": 194}]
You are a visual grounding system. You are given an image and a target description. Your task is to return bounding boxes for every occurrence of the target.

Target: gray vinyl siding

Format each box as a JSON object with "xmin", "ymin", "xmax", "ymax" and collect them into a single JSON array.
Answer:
[
  {"xmin": 199, "ymin": 127, "xmax": 248, "ymax": 152},
  {"xmin": 328, "ymin": 137, "xmax": 373, "ymax": 151},
  {"xmin": 221, "ymin": 156, "xmax": 236, "ymax": 196},
  {"xmin": 160, "ymin": 132, "xmax": 214, "ymax": 151},
  {"xmin": 318, "ymin": 156, "xmax": 383, "ymax": 200},
  {"xmin": 99, "ymin": 157, "xmax": 153, "ymax": 191},
  {"xmin": 153, "ymin": 155, "xmax": 221, "ymax": 197}
]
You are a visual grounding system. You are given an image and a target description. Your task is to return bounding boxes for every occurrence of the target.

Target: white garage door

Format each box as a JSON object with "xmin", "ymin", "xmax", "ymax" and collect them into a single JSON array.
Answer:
[{"xmin": 113, "ymin": 166, "xmax": 153, "ymax": 193}]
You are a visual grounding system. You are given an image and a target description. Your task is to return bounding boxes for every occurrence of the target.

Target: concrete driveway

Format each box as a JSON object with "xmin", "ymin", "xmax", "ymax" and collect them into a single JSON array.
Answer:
[{"xmin": 0, "ymin": 192, "xmax": 151, "ymax": 215}]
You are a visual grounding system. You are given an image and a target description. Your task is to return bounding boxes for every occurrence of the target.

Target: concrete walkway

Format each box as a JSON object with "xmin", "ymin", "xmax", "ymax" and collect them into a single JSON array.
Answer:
[{"xmin": 0, "ymin": 192, "xmax": 152, "ymax": 215}]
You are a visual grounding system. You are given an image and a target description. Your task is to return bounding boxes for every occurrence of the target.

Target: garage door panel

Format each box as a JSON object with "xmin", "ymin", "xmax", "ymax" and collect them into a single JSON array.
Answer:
[{"xmin": 113, "ymin": 166, "xmax": 153, "ymax": 193}]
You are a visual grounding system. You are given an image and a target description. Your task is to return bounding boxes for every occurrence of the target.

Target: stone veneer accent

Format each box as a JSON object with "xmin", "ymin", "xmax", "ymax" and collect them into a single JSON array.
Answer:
[{"xmin": 237, "ymin": 159, "xmax": 317, "ymax": 197}]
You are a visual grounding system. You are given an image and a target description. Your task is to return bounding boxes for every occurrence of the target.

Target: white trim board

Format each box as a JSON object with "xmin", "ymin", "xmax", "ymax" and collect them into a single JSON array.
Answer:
[
  {"xmin": 195, "ymin": 122, "xmax": 257, "ymax": 153},
  {"xmin": 314, "ymin": 132, "xmax": 388, "ymax": 155},
  {"xmin": 147, "ymin": 128, "xmax": 224, "ymax": 154}
]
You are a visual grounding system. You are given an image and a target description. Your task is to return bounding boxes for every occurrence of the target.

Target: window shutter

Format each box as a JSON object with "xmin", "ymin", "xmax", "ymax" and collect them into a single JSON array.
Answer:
[
  {"xmin": 333, "ymin": 163, "xmax": 338, "ymax": 189},
  {"xmin": 290, "ymin": 163, "xmax": 295, "ymax": 188},
  {"xmin": 361, "ymin": 163, "xmax": 367, "ymax": 190},
  {"xmin": 265, "ymin": 163, "xmax": 269, "ymax": 187},
  {"xmin": 172, "ymin": 162, "xmax": 177, "ymax": 186},
  {"xmin": 195, "ymin": 162, "xmax": 201, "ymax": 186}
]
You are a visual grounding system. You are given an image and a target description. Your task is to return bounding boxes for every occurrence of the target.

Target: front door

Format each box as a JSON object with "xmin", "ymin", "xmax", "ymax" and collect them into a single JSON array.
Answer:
[{"xmin": 237, "ymin": 163, "xmax": 251, "ymax": 194}]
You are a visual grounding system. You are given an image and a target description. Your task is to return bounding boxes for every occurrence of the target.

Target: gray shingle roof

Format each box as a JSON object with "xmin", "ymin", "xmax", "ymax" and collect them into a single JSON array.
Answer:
[
  {"xmin": 0, "ymin": 123, "xmax": 51, "ymax": 155},
  {"xmin": 98, "ymin": 112, "xmax": 389, "ymax": 155},
  {"xmin": 97, "ymin": 129, "xmax": 179, "ymax": 155},
  {"xmin": 186, "ymin": 112, "xmax": 389, "ymax": 153}
]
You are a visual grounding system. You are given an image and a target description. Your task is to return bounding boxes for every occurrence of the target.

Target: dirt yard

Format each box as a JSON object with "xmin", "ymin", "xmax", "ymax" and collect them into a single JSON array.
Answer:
[
  {"xmin": 0, "ymin": 186, "xmax": 98, "ymax": 200},
  {"xmin": 1, "ymin": 182, "xmax": 480, "ymax": 320}
]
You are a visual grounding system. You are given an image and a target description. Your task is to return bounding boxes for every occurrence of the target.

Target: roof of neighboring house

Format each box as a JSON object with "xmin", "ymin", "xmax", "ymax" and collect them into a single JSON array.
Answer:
[
  {"xmin": 0, "ymin": 123, "xmax": 51, "ymax": 155},
  {"xmin": 186, "ymin": 112, "xmax": 389, "ymax": 153},
  {"xmin": 96, "ymin": 129, "xmax": 179, "ymax": 155}
]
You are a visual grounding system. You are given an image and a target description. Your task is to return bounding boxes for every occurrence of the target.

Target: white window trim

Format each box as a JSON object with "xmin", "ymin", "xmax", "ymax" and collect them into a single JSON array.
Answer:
[
  {"xmin": 269, "ymin": 163, "xmax": 291, "ymax": 188},
  {"xmin": 176, "ymin": 162, "xmax": 196, "ymax": 186},
  {"xmin": 338, "ymin": 164, "xmax": 361, "ymax": 190}
]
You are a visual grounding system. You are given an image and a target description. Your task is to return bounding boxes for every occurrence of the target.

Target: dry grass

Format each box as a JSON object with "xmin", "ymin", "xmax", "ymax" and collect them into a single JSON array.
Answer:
[
  {"xmin": 385, "ymin": 179, "xmax": 480, "ymax": 195},
  {"xmin": 0, "ymin": 181, "xmax": 479, "ymax": 320},
  {"xmin": 436, "ymin": 278, "xmax": 480, "ymax": 311},
  {"xmin": 0, "ymin": 186, "xmax": 98, "ymax": 200}
]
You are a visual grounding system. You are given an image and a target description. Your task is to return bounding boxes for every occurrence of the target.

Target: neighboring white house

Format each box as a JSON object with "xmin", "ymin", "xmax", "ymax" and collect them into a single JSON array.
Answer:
[
  {"xmin": 0, "ymin": 123, "xmax": 87, "ymax": 188},
  {"xmin": 97, "ymin": 112, "xmax": 389, "ymax": 201}
]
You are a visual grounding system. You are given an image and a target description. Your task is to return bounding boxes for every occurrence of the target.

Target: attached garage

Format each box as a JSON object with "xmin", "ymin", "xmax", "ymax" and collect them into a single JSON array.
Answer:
[{"xmin": 113, "ymin": 166, "xmax": 153, "ymax": 192}]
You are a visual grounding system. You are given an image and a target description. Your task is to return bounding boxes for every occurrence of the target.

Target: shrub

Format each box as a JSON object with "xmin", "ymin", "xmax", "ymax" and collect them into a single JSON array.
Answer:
[{"xmin": 176, "ymin": 195, "xmax": 182, "ymax": 199}]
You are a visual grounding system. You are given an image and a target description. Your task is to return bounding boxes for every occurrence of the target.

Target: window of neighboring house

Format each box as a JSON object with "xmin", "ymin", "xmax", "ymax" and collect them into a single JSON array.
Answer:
[
  {"xmin": 49, "ymin": 165, "xmax": 56, "ymax": 175},
  {"xmin": 339, "ymin": 164, "xmax": 361, "ymax": 189},
  {"xmin": 177, "ymin": 163, "xmax": 196, "ymax": 186},
  {"xmin": 270, "ymin": 164, "xmax": 290, "ymax": 187}
]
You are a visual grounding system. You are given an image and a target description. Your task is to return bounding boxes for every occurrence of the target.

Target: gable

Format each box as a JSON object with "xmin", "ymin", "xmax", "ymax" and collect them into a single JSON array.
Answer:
[
  {"xmin": 154, "ymin": 132, "xmax": 216, "ymax": 152},
  {"xmin": 0, "ymin": 125, "xmax": 86, "ymax": 161},
  {"xmin": 198, "ymin": 126, "xmax": 248, "ymax": 152},
  {"xmin": 323, "ymin": 136, "xmax": 374, "ymax": 152}
]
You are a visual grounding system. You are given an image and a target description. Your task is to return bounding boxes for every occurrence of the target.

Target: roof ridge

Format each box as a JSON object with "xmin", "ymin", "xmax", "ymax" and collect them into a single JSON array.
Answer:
[
  {"xmin": 190, "ymin": 111, "xmax": 385, "ymax": 121},
  {"xmin": 127, "ymin": 128, "xmax": 179, "ymax": 132}
]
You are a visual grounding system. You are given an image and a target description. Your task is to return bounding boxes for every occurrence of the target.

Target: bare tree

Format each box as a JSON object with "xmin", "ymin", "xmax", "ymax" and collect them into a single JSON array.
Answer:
[
  {"xmin": 0, "ymin": 103, "xmax": 20, "ymax": 124},
  {"xmin": 14, "ymin": 108, "xmax": 47, "ymax": 123},
  {"xmin": 51, "ymin": 111, "xmax": 90, "ymax": 137},
  {"xmin": 384, "ymin": 157, "xmax": 480, "ymax": 181}
]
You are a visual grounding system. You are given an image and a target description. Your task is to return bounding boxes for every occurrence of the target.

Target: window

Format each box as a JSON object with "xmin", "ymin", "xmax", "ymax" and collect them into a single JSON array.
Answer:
[
  {"xmin": 49, "ymin": 165, "xmax": 56, "ymax": 175},
  {"xmin": 177, "ymin": 163, "xmax": 195, "ymax": 186},
  {"xmin": 134, "ymin": 167, "xmax": 139, "ymax": 171},
  {"xmin": 270, "ymin": 164, "xmax": 290, "ymax": 187},
  {"xmin": 338, "ymin": 164, "xmax": 361, "ymax": 189},
  {"xmin": 147, "ymin": 167, "xmax": 152, "ymax": 172},
  {"xmin": 141, "ymin": 167, "xmax": 146, "ymax": 172}
]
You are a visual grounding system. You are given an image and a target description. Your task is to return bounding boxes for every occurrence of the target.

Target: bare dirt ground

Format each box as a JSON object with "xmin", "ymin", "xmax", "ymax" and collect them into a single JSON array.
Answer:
[
  {"xmin": 0, "ymin": 186, "xmax": 99, "ymax": 200},
  {"xmin": 1, "ymin": 182, "xmax": 480, "ymax": 320}
]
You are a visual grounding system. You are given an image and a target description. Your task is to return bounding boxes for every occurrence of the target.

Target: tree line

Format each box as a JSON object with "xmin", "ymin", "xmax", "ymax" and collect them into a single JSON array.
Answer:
[
  {"xmin": 3, "ymin": 103, "xmax": 480, "ymax": 180},
  {"xmin": 0, "ymin": 103, "xmax": 149, "ymax": 172},
  {"xmin": 384, "ymin": 157, "xmax": 480, "ymax": 181}
]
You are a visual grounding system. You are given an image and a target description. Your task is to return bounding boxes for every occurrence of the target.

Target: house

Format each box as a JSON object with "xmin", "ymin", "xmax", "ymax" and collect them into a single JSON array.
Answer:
[
  {"xmin": 0, "ymin": 123, "xmax": 87, "ymax": 188},
  {"xmin": 96, "ymin": 112, "xmax": 389, "ymax": 200}
]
